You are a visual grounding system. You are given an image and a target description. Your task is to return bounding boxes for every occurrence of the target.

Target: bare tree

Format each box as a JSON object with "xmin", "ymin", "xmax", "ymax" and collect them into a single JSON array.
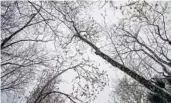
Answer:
[
  {"xmin": 1, "ymin": 1, "xmax": 64, "ymax": 102},
  {"xmin": 110, "ymin": 75, "xmax": 171, "ymax": 103},
  {"xmin": 1, "ymin": 1, "xmax": 108, "ymax": 103},
  {"xmin": 110, "ymin": 76, "xmax": 148, "ymax": 103},
  {"xmin": 2, "ymin": 1, "xmax": 171, "ymax": 103},
  {"xmin": 1, "ymin": 1, "xmax": 51, "ymax": 92},
  {"xmin": 106, "ymin": 1, "xmax": 171, "ymax": 101},
  {"xmin": 45, "ymin": 0, "xmax": 171, "ymax": 101}
]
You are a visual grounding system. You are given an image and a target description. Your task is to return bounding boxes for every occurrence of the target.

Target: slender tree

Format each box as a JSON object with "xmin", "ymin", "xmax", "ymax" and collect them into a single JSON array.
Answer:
[
  {"xmin": 46, "ymin": 0, "xmax": 171, "ymax": 101},
  {"xmin": 1, "ymin": 1, "xmax": 171, "ymax": 103}
]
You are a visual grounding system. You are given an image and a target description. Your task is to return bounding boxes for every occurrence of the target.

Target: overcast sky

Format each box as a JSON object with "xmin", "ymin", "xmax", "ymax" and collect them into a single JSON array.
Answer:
[
  {"xmin": 1, "ymin": 1, "xmax": 125, "ymax": 103},
  {"xmin": 2, "ymin": 0, "xmax": 165, "ymax": 103},
  {"xmin": 58, "ymin": 1, "xmax": 126, "ymax": 103}
]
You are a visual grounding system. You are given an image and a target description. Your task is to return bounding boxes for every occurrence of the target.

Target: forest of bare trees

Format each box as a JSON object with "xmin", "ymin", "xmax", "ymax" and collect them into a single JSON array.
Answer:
[{"xmin": 1, "ymin": 1, "xmax": 171, "ymax": 103}]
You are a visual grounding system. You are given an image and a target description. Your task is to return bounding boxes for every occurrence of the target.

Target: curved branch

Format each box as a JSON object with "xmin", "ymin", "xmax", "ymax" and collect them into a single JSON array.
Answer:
[
  {"xmin": 1, "ymin": 5, "xmax": 42, "ymax": 49},
  {"xmin": 42, "ymin": 91, "xmax": 83, "ymax": 103}
]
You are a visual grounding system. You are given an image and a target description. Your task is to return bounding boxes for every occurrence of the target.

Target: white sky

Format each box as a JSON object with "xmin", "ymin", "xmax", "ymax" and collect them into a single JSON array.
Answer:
[
  {"xmin": 2, "ymin": 0, "xmax": 167, "ymax": 103},
  {"xmin": 58, "ymin": 1, "xmax": 126, "ymax": 103},
  {"xmin": 1, "ymin": 1, "xmax": 125, "ymax": 103}
]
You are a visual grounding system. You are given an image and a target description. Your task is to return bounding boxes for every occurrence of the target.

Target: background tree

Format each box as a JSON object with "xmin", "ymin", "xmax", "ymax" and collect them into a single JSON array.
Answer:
[
  {"xmin": 49, "ymin": 0, "xmax": 171, "ymax": 101},
  {"xmin": 1, "ymin": 1, "xmax": 51, "ymax": 92},
  {"xmin": 147, "ymin": 75, "xmax": 171, "ymax": 103},
  {"xmin": 1, "ymin": 1, "xmax": 108, "ymax": 103},
  {"xmin": 110, "ymin": 76, "xmax": 148, "ymax": 103},
  {"xmin": 107, "ymin": 1, "xmax": 171, "ymax": 102},
  {"xmin": 110, "ymin": 74, "xmax": 171, "ymax": 103},
  {"xmin": 1, "ymin": 1, "xmax": 171, "ymax": 103}
]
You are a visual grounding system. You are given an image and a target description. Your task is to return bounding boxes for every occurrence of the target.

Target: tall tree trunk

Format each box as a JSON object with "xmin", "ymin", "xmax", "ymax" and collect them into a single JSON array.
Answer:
[{"xmin": 73, "ymin": 25, "xmax": 171, "ymax": 101}]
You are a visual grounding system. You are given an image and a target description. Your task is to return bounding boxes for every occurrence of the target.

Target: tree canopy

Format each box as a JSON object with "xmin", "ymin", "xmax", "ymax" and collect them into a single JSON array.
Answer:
[{"xmin": 1, "ymin": 1, "xmax": 171, "ymax": 103}]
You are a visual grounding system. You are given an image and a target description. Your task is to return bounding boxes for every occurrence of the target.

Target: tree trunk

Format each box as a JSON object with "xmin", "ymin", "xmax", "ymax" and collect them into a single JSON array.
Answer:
[{"xmin": 76, "ymin": 33, "xmax": 171, "ymax": 101}]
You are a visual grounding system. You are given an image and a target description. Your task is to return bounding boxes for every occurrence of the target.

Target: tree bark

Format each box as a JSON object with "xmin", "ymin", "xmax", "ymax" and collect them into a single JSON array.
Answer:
[{"xmin": 75, "ymin": 30, "xmax": 171, "ymax": 101}]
